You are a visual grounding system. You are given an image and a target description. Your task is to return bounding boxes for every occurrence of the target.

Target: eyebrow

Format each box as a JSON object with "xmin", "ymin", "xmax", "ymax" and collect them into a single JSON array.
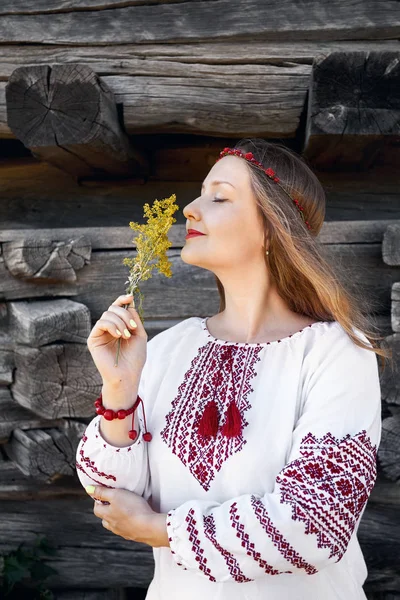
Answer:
[{"xmin": 201, "ymin": 180, "xmax": 236, "ymax": 192}]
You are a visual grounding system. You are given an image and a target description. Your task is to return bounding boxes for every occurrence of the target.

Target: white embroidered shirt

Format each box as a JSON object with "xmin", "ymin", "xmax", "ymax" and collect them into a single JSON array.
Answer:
[{"xmin": 76, "ymin": 316, "xmax": 381, "ymax": 600}]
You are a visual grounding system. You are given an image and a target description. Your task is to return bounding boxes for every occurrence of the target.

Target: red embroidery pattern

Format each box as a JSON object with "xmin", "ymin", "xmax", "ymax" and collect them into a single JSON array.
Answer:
[
  {"xmin": 249, "ymin": 496, "xmax": 317, "ymax": 574},
  {"xmin": 203, "ymin": 513, "xmax": 252, "ymax": 582},
  {"xmin": 230, "ymin": 501, "xmax": 301, "ymax": 575},
  {"xmin": 75, "ymin": 461, "xmax": 115, "ymax": 488},
  {"xmin": 275, "ymin": 429, "xmax": 377, "ymax": 562},
  {"xmin": 183, "ymin": 508, "xmax": 216, "ymax": 581},
  {"xmin": 161, "ymin": 342, "xmax": 262, "ymax": 490},
  {"xmin": 78, "ymin": 433, "xmax": 117, "ymax": 482}
]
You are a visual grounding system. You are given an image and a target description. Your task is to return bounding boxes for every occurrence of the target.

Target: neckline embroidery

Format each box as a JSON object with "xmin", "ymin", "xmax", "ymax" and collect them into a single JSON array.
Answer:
[{"xmin": 200, "ymin": 317, "xmax": 331, "ymax": 347}]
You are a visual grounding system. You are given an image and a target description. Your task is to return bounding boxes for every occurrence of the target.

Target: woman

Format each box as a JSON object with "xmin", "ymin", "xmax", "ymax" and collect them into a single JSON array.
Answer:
[{"xmin": 76, "ymin": 138, "xmax": 391, "ymax": 599}]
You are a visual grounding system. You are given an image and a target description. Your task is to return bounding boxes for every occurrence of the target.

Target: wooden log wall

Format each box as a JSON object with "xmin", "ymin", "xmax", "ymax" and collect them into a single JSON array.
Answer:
[{"xmin": 0, "ymin": 2, "xmax": 399, "ymax": 598}]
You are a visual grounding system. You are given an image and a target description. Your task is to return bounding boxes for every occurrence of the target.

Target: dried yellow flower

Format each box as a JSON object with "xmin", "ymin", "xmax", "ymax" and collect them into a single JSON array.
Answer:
[{"xmin": 114, "ymin": 193, "xmax": 180, "ymax": 366}]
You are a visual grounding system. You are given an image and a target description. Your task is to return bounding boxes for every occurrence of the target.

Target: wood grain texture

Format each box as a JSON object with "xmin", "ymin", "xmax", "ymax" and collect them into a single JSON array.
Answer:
[
  {"xmin": 304, "ymin": 51, "xmax": 400, "ymax": 169},
  {"xmin": 382, "ymin": 224, "xmax": 400, "ymax": 266},
  {"xmin": 6, "ymin": 64, "xmax": 149, "ymax": 176},
  {"xmin": 2, "ymin": 235, "xmax": 91, "ymax": 281},
  {"xmin": 4, "ymin": 420, "xmax": 86, "ymax": 482},
  {"xmin": 392, "ymin": 283, "xmax": 400, "ymax": 332},
  {"xmin": 11, "ymin": 343, "xmax": 102, "ymax": 418},
  {"xmin": 8, "ymin": 298, "xmax": 91, "ymax": 346},
  {"xmin": 0, "ymin": 495, "xmax": 397, "ymax": 590},
  {"xmin": 0, "ymin": 388, "xmax": 64, "ymax": 443},
  {"xmin": 0, "ymin": 1, "xmax": 398, "ymax": 45}
]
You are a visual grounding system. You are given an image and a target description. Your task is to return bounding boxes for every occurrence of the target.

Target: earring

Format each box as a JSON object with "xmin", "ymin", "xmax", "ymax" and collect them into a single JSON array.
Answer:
[{"xmin": 266, "ymin": 250, "xmax": 269, "ymax": 256}]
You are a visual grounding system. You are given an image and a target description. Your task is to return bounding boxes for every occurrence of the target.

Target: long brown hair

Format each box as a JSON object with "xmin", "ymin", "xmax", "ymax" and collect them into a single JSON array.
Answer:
[{"xmin": 213, "ymin": 138, "xmax": 393, "ymax": 374}]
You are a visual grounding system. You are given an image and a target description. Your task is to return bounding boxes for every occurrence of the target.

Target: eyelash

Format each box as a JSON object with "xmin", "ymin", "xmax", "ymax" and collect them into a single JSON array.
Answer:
[{"xmin": 213, "ymin": 198, "xmax": 226, "ymax": 203}]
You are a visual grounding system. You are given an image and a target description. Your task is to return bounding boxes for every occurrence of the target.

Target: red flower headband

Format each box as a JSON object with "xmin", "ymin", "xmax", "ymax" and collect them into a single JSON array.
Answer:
[{"xmin": 216, "ymin": 147, "xmax": 311, "ymax": 230}]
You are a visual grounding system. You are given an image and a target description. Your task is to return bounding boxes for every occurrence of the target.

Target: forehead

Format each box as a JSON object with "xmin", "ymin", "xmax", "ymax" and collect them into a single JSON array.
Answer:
[{"xmin": 202, "ymin": 156, "xmax": 249, "ymax": 190}]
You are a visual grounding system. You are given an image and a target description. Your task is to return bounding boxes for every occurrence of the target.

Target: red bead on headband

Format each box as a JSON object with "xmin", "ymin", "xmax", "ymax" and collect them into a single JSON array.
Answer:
[{"xmin": 216, "ymin": 147, "xmax": 311, "ymax": 230}]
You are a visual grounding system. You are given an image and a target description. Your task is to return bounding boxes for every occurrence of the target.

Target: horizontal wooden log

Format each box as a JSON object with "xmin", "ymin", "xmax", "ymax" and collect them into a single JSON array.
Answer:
[
  {"xmin": 0, "ymin": 497, "xmax": 154, "ymax": 588},
  {"xmin": 4, "ymin": 421, "xmax": 86, "ymax": 482},
  {"xmin": 0, "ymin": 40, "xmax": 398, "ymax": 139},
  {"xmin": 303, "ymin": 51, "xmax": 400, "ymax": 170},
  {"xmin": 0, "ymin": 154, "xmax": 399, "ymax": 226},
  {"xmin": 0, "ymin": 1, "xmax": 398, "ymax": 45},
  {"xmin": 382, "ymin": 224, "xmax": 400, "ymax": 266},
  {"xmin": 53, "ymin": 590, "xmax": 127, "ymax": 600},
  {"xmin": 6, "ymin": 64, "xmax": 149, "ymax": 178},
  {"xmin": 0, "ymin": 348, "xmax": 14, "ymax": 384},
  {"xmin": 11, "ymin": 343, "xmax": 102, "ymax": 418},
  {"xmin": 0, "ymin": 456, "xmax": 85, "ymax": 499},
  {"xmin": 378, "ymin": 415, "xmax": 400, "ymax": 482},
  {"xmin": 0, "ymin": 389, "xmax": 64, "ymax": 443},
  {"xmin": 2, "ymin": 235, "xmax": 91, "ymax": 281},
  {"xmin": 392, "ymin": 282, "xmax": 400, "ymax": 332},
  {"xmin": 0, "ymin": 495, "xmax": 397, "ymax": 590},
  {"xmin": 1, "ymin": 243, "xmax": 398, "ymax": 319},
  {"xmin": 380, "ymin": 333, "xmax": 400, "ymax": 407},
  {"xmin": 358, "ymin": 502, "xmax": 400, "ymax": 593},
  {"xmin": 8, "ymin": 298, "xmax": 91, "ymax": 346},
  {"xmin": 2, "ymin": 220, "xmax": 400, "ymax": 249},
  {"xmin": 1, "ymin": 42, "xmax": 400, "ymax": 139}
]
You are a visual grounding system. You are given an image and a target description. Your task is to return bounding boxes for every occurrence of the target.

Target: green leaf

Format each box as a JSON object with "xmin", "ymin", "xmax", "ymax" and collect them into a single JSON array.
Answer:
[
  {"xmin": 3, "ymin": 554, "xmax": 30, "ymax": 590},
  {"xmin": 30, "ymin": 561, "xmax": 58, "ymax": 582}
]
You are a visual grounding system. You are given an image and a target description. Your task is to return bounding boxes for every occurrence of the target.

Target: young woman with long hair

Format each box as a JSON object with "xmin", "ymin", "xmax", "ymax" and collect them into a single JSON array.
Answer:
[{"xmin": 76, "ymin": 138, "xmax": 392, "ymax": 600}]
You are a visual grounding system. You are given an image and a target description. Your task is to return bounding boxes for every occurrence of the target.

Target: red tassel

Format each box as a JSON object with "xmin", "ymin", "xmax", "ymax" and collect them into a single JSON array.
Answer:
[
  {"xmin": 220, "ymin": 400, "xmax": 242, "ymax": 438},
  {"xmin": 197, "ymin": 400, "xmax": 219, "ymax": 437}
]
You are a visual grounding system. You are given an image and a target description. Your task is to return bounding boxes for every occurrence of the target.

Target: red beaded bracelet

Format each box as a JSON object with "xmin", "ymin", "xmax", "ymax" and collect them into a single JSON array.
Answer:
[{"xmin": 94, "ymin": 394, "xmax": 152, "ymax": 442}]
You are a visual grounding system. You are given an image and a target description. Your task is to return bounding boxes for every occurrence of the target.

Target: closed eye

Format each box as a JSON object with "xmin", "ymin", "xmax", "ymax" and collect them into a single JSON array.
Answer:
[{"xmin": 213, "ymin": 198, "xmax": 227, "ymax": 203}]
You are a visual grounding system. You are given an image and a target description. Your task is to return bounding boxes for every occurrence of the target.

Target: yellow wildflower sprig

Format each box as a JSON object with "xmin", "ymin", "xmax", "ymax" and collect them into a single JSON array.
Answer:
[{"xmin": 114, "ymin": 193, "xmax": 180, "ymax": 367}]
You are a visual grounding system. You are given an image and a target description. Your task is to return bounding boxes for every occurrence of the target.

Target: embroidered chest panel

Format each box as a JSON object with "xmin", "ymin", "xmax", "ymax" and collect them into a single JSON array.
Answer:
[{"xmin": 160, "ymin": 341, "xmax": 263, "ymax": 491}]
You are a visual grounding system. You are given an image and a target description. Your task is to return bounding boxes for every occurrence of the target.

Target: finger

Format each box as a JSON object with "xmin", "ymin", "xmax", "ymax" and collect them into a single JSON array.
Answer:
[
  {"xmin": 111, "ymin": 293, "xmax": 136, "ymax": 309},
  {"xmin": 111, "ymin": 299, "xmax": 147, "ymax": 338},
  {"xmin": 89, "ymin": 318, "xmax": 127, "ymax": 340},
  {"xmin": 106, "ymin": 305, "xmax": 138, "ymax": 332},
  {"xmin": 98, "ymin": 316, "xmax": 133, "ymax": 339},
  {"xmin": 85, "ymin": 484, "xmax": 112, "ymax": 503}
]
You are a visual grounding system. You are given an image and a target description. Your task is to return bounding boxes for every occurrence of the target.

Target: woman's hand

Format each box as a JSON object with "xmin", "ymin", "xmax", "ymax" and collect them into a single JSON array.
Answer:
[
  {"xmin": 87, "ymin": 293, "xmax": 148, "ymax": 386},
  {"xmin": 85, "ymin": 485, "xmax": 170, "ymax": 548}
]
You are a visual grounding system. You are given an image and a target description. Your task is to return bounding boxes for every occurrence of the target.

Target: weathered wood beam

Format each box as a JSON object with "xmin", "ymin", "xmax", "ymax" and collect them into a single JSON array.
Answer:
[
  {"xmin": 4, "ymin": 421, "xmax": 86, "ymax": 482},
  {"xmin": 11, "ymin": 343, "xmax": 102, "ymax": 418},
  {"xmin": 0, "ymin": 389, "xmax": 64, "ymax": 443},
  {"xmin": 0, "ymin": 348, "xmax": 14, "ymax": 385},
  {"xmin": 392, "ymin": 283, "xmax": 400, "ymax": 333},
  {"xmin": 303, "ymin": 51, "xmax": 400, "ymax": 170},
  {"xmin": 2, "ymin": 235, "xmax": 91, "ymax": 282},
  {"xmin": 0, "ymin": 456, "xmax": 85, "ymax": 499},
  {"xmin": 8, "ymin": 298, "xmax": 91, "ymax": 346},
  {"xmin": 6, "ymin": 64, "xmax": 149, "ymax": 179},
  {"xmin": 0, "ymin": 1, "xmax": 398, "ymax": 45},
  {"xmin": 0, "ymin": 41, "xmax": 398, "ymax": 139},
  {"xmin": 380, "ymin": 332, "xmax": 400, "ymax": 407},
  {"xmin": 0, "ymin": 496, "xmax": 397, "ymax": 590},
  {"xmin": 378, "ymin": 415, "xmax": 400, "ymax": 482},
  {"xmin": 2, "ymin": 221, "xmax": 400, "ymax": 249},
  {"xmin": 1, "ymin": 243, "xmax": 398, "ymax": 319},
  {"xmin": 382, "ymin": 224, "xmax": 400, "ymax": 266}
]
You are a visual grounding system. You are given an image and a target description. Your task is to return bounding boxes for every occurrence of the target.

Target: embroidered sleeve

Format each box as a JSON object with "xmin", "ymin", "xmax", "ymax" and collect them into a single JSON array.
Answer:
[
  {"xmin": 166, "ymin": 326, "xmax": 382, "ymax": 582},
  {"xmin": 75, "ymin": 359, "xmax": 151, "ymax": 501}
]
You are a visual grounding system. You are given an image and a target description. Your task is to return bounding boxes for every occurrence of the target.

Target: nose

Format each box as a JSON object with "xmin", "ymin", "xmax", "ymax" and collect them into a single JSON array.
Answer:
[{"xmin": 183, "ymin": 196, "xmax": 201, "ymax": 220}]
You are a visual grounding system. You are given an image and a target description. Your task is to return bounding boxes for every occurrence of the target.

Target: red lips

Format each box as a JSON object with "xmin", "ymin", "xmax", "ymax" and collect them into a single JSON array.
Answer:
[{"xmin": 186, "ymin": 229, "xmax": 205, "ymax": 239}]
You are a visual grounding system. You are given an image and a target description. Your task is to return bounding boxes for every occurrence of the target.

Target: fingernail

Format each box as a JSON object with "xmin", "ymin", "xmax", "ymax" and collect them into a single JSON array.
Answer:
[
  {"xmin": 129, "ymin": 319, "xmax": 137, "ymax": 328},
  {"xmin": 85, "ymin": 485, "xmax": 95, "ymax": 494},
  {"xmin": 124, "ymin": 329, "xmax": 131, "ymax": 337},
  {"xmin": 116, "ymin": 329, "xmax": 122, "ymax": 336}
]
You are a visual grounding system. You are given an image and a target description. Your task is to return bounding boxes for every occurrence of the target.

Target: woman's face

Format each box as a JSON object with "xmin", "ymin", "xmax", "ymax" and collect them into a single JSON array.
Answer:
[{"xmin": 181, "ymin": 156, "xmax": 265, "ymax": 273}]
